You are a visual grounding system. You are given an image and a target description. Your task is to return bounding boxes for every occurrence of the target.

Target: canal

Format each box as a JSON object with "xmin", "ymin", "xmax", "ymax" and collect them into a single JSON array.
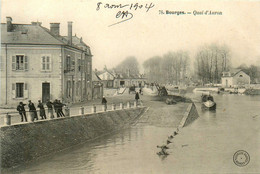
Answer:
[{"xmin": 6, "ymin": 94, "xmax": 260, "ymax": 174}]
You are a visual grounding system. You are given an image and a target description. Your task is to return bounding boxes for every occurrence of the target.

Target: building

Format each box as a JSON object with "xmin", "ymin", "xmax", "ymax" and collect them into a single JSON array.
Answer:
[
  {"xmin": 96, "ymin": 69, "xmax": 146, "ymax": 88},
  {"xmin": 97, "ymin": 69, "xmax": 115, "ymax": 88},
  {"xmin": 113, "ymin": 72, "xmax": 146, "ymax": 88},
  {"xmin": 221, "ymin": 69, "xmax": 250, "ymax": 87},
  {"xmin": 0, "ymin": 17, "xmax": 92, "ymax": 107},
  {"xmin": 92, "ymin": 71, "xmax": 103, "ymax": 99}
]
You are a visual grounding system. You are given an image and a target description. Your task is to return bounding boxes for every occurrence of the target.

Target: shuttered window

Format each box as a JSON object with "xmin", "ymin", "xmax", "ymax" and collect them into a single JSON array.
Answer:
[
  {"xmin": 16, "ymin": 83, "xmax": 24, "ymax": 98},
  {"xmin": 41, "ymin": 55, "xmax": 51, "ymax": 71},
  {"xmin": 66, "ymin": 56, "xmax": 71, "ymax": 71},
  {"xmin": 12, "ymin": 83, "xmax": 29, "ymax": 99},
  {"xmin": 12, "ymin": 55, "xmax": 28, "ymax": 71},
  {"xmin": 78, "ymin": 59, "xmax": 81, "ymax": 72}
]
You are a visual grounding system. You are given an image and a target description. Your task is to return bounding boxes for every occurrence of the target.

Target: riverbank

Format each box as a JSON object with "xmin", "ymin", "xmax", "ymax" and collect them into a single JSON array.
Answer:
[
  {"xmin": 1, "ymin": 93, "xmax": 198, "ymax": 171},
  {"xmin": 244, "ymin": 88, "xmax": 260, "ymax": 95},
  {"xmin": 0, "ymin": 107, "xmax": 147, "ymax": 169}
]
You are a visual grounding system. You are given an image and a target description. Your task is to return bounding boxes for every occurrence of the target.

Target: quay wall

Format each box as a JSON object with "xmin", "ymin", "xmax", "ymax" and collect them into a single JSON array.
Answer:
[
  {"xmin": 0, "ymin": 107, "xmax": 146, "ymax": 168},
  {"xmin": 179, "ymin": 103, "xmax": 199, "ymax": 128}
]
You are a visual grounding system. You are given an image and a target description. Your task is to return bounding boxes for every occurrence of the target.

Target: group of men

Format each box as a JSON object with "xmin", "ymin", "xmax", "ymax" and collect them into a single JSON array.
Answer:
[{"xmin": 16, "ymin": 99, "xmax": 66, "ymax": 122}]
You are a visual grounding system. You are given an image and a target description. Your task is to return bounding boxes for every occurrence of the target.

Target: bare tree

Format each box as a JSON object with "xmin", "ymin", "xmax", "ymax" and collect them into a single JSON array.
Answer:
[
  {"xmin": 115, "ymin": 56, "xmax": 140, "ymax": 75},
  {"xmin": 194, "ymin": 43, "xmax": 231, "ymax": 84},
  {"xmin": 143, "ymin": 50, "xmax": 190, "ymax": 85}
]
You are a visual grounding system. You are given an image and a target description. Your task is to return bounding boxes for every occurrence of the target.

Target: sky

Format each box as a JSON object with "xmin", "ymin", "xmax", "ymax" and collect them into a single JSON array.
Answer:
[{"xmin": 1, "ymin": 0, "xmax": 260, "ymax": 71}]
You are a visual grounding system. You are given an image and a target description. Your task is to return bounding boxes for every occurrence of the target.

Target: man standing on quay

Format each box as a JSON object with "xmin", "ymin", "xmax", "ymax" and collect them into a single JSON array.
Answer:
[
  {"xmin": 46, "ymin": 99, "xmax": 54, "ymax": 119},
  {"xmin": 17, "ymin": 102, "xmax": 27, "ymax": 122},
  {"xmin": 37, "ymin": 100, "xmax": 47, "ymax": 120},
  {"xmin": 135, "ymin": 91, "xmax": 140, "ymax": 104},
  {"xmin": 28, "ymin": 100, "xmax": 38, "ymax": 121}
]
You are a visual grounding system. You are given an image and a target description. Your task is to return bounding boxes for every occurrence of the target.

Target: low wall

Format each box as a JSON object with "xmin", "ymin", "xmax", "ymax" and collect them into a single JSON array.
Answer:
[
  {"xmin": 179, "ymin": 103, "xmax": 199, "ymax": 127},
  {"xmin": 0, "ymin": 107, "xmax": 146, "ymax": 168}
]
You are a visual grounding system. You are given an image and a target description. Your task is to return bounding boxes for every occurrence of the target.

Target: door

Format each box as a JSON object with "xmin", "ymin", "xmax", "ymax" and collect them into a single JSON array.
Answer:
[
  {"xmin": 120, "ymin": 81, "xmax": 125, "ymax": 87},
  {"xmin": 42, "ymin": 83, "xmax": 50, "ymax": 103}
]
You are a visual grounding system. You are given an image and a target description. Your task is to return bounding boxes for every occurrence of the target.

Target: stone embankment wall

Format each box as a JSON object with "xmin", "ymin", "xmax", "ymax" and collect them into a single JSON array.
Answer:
[
  {"xmin": 244, "ymin": 88, "xmax": 260, "ymax": 95},
  {"xmin": 0, "ymin": 107, "xmax": 146, "ymax": 168},
  {"xmin": 179, "ymin": 103, "xmax": 199, "ymax": 127}
]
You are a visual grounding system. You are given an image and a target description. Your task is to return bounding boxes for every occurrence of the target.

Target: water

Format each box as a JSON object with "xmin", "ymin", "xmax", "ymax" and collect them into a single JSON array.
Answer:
[{"xmin": 5, "ymin": 94, "xmax": 260, "ymax": 174}]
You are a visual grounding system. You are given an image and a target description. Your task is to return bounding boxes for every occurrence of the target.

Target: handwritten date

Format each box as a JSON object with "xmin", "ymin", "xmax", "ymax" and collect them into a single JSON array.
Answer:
[{"xmin": 96, "ymin": 2, "xmax": 155, "ymax": 27}]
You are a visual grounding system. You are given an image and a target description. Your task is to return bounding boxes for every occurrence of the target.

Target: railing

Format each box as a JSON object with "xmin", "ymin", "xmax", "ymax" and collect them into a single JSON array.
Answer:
[{"xmin": 0, "ymin": 101, "xmax": 143, "ymax": 126}]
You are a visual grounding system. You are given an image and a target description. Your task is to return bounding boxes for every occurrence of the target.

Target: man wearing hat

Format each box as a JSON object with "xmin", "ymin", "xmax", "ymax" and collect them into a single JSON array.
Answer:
[
  {"xmin": 37, "ymin": 100, "xmax": 47, "ymax": 119},
  {"xmin": 46, "ymin": 99, "xmax": 54, "ymax": 119},
  {"xmin": 28, "ymin": 100, "xmax": 38, "ymax": 121},
  {"xmin": 101, "ymin": 96, "xmax": 107, "ymax": 111},
  {"xmin": 17, "ymin": 102, "xmax": 27, "ymax": 122}
]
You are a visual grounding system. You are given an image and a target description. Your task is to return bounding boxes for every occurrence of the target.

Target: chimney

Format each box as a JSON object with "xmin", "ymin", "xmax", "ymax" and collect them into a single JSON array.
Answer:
[
  {"xmin": 50, "ymin": 23, "xmax": 60, "ymax": 35},
  {"xmin": 31, "ymin": 21, "xmax": 42, "ymax": 26},
  {"xmin": 68, "ymin": 21, "xmax": 73, "ymax": 45},
  {"xmin": 6, "ymin": 17, "xmax": 13, "ymax": 32}
]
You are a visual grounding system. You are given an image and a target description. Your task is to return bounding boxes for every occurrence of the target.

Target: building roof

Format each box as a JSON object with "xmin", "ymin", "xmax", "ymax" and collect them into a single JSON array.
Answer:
[
  {"xmin": 1, "ymin": 22, "xmax": 90, "ymax": 53},
  {"xmin": 223, "ymin": 69, "xmax": 249, "ymax": 77},
  {"xmin": 63, "ymin": 35, "xmax": 90, "ymax": 48},
  {"xmin": 229, "ymin": 69, "xmax": 242, "ymax": 76},
  {"xmin": 1, "ymin": 23, "xmax": 66, "ymax": 45},
  {"xmin": 96, "ymin": 69, "xmax": 146, "ymax": 79},
  {"xmin": 92, "ymin": 71, "xmax": 101, "ymax": 81}
]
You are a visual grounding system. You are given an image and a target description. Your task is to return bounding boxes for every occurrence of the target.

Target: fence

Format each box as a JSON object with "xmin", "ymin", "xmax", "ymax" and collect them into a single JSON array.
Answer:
[{"xmin": 0, "ymin": 101, "xmax": 143, "ymax": 126}]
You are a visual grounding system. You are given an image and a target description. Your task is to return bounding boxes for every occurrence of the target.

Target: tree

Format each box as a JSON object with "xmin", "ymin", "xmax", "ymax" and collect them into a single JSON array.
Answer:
[
  {"xmin": 194, "ymin": 43, "xmax": 231, "ymax": 84},
  {"xmin": 143, "ymin": 50, "xmax": 190, "ymax": 85},
  {"xmin": 143, "ymin": 56, "xmax": 162, "ymax": 83},
  {"xmin": 115, "ymin": 56, "xmax": 140, "ymax": 75},
  {"xmin": 238, "ymin": 64, "xmax": 260, "ymax": 83}
]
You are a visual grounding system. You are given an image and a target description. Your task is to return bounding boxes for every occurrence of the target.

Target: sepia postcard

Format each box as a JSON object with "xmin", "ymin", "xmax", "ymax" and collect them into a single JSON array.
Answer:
[{"xmin": 0, "ymin": 0, "xmax": 260, "ymax": 173}]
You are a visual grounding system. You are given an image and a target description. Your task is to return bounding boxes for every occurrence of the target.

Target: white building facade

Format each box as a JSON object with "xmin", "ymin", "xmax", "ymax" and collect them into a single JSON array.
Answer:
[
  {"xmin": 1, "ymin": 17, "xmax": 92, "ymax": 107},
  {"xmin": 221, "ymin": 69, "xmax": 250, "ymax": 87}
]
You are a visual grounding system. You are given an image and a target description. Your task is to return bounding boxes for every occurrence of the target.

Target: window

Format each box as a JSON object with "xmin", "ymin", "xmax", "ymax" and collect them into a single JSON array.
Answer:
[
  {"xmin": 67, "ymin": 81, "xmax": 71, "ymax": 97},
  {"xmin": 71, "ymin": 58, "xmax": 75, "ymax": 70},
  {"xmin": 16, "ymin": 83, "xmax": 24, "ymax": 98},
  {"xmin": 12, "ymin": 55, "xmax": 28, "ymax": 71},
  {"xmin": 41, "ymin": 55, "xmax": 51, "ymax": 71},
  {"xmin": 239, "ymin": 75, "xmax": 243, "ymax": 77},
  {"xmin": 78, "ymin": 59, "xmax": 81, "ymax": 72},
  {"xmin": 12, "ymin": 83, "xmax": 28, "ymax": 98},
  {"xmin": 66, "ymin": 56, "xmax": 71, "ymax": 71},
  {"xmin": 76, "ymin": 81, "xmax": 81, "ymax": 96},
  {"xmin": 87, "ymin": 62, "xmax": 91, "ymax": 74}
]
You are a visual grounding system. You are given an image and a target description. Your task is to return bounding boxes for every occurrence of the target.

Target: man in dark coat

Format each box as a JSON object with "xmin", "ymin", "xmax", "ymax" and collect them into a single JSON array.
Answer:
[
  {"xmin": 101, "ymin": 96, "xmax": 107, "ymax": 111},
  {"xmin": 28, "ymin": 100, "xmax": 38, "ymax": 121},
  {"xmin": 46, "ymin": 99, "xmax": 54, "ymax": 119},
  {"xmin": 53, "ymin": 99, "xmax": 59, "ymax": 117},
  {"xmin": 57, "ymin": 100, "xmax": 65, "ymax": 117},
  {"xmin": 17, "ymin": 102, "xmax": 27, "ymax": 122},
  {"xmin": 37, "ymin": 100, "xmax": 46, "ymax": 119},
  {"xmin": 135, "ymin": 92, "xmax": 140, "ymax": 104}
]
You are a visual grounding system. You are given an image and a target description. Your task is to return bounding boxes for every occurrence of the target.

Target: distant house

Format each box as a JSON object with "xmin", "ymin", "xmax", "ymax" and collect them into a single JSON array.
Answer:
[
  {"xmin": 113, "ymin": 70, "xmax": 146, "ymax": 88},
  {"xmin": 92, "ymin": 72, "xmax": 103, "ymax": 99},
  {"xmin": 221, "ymin": 69, "xmax": 250, "ymax": 87},
  {"xmin": 96, "ymin": 69, "xmax": 146, "ymax": 88},
  {"xmin": 98, "ymin": 69, "xmax": 115, "ymax": 88}
]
